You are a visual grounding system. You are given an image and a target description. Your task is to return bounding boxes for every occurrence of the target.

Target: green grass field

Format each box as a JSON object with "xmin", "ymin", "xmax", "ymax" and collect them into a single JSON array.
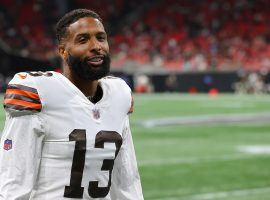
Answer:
[
  {"xmin": 130, "ymin": 94, "xmax": 270, "ymax": 200},
  {"xmin": 1, "ymin": 94, "xmax": 270, "ymax": 199}
]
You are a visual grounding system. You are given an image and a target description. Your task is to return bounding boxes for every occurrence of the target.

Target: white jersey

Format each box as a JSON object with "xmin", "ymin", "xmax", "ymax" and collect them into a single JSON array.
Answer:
[{"xmin": 0, "ymin": 71, "xmax": 143, "ymax": 200}]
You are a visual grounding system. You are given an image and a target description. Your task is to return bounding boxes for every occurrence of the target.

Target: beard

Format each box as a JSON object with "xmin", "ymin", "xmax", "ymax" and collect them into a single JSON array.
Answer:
[{"xmin": 66, "ymin": 53, "xmax": 110, "ymax": 81}]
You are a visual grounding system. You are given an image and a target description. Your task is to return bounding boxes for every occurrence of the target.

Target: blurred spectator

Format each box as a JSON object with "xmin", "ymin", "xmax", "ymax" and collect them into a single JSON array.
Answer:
[
  {"xmin": 233, "ymin": 71, "xmax": 268, "ymax": 94},
  {"xmin": 134, "ymin": 74, "xmax": 153, "ymax": 93},
  {"xmin": 165, "ymin": 74, "xmax": 179, "ymax": 92},
  {"xmin": 0, "ymin": 0, "xmax": 270, "ymax": 72}
]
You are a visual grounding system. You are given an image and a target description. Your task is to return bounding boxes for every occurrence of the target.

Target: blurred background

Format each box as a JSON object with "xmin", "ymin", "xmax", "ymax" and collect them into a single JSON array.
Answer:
[
  {"xmin": 1, "ymin": 0, "xmax": 270, "ymax": 199},
  {"xmin": 0, "ymin": 0, "xmax": 270, "ymax": 93}
]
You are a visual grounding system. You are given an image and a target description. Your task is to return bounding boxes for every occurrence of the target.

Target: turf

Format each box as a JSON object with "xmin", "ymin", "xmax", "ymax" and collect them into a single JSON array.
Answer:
[
  {"xmin": 1, "ymin": 94, "xmax": 270, "ymax": 199},
  {"xmin": 130, "ymin": 94, "xmax": 270, "ymax": 200}
]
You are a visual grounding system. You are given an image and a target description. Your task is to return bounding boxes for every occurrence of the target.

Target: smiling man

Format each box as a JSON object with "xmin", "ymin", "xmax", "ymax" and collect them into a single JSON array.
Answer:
[{"xmin": 0, "ymin": 9, "xmax": 144, "ymax": 200}]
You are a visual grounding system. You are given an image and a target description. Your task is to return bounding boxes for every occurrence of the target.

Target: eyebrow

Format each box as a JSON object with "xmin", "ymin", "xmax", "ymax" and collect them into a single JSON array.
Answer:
[
  {"xmin": 74, "ymin": 31, "xmax": 107, "ymax": 39},
  {"xmin": 74, "ymin": 33, "xmax": 89, "ymax": 40}
]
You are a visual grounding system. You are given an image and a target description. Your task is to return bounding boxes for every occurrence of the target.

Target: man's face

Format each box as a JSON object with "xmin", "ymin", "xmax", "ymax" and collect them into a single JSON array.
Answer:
[{"xmin": 61, "ymin": 17, "xmax": 110, "ymax": 80}]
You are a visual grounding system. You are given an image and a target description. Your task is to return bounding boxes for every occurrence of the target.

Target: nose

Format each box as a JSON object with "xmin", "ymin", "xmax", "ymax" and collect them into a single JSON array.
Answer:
[{"xmin": 89, "ymin": 38, "xmax": 101, "ymax": 52}]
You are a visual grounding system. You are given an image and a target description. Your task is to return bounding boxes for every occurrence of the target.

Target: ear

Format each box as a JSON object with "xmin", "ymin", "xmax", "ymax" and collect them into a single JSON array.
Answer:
[{"xmin": 58, "ymin": 45, "xmax": 68, "ymax": 60}]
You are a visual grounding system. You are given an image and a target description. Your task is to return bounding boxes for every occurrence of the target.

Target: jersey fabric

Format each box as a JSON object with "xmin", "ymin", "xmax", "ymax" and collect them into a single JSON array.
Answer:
[{"xmin": 0, "ymin": 71, "xmax": 143, "ymax": 200}]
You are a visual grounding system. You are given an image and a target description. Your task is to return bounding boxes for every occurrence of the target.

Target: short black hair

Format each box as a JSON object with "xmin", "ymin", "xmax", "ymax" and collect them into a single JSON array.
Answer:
[{"xmin": 55, "ymin": 9, "xmax": 102, "ymax": 44}]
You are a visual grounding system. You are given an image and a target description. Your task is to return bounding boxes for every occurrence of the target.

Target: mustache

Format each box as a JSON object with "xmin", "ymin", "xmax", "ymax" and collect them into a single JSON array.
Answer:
[
  {"xmin": 70, "ymin": 54, "xmax": 108, "ymax": 63},
  {"xmin": 67, "ymin": 53, "xmax": 109, "ymax": 66},
  {"xmin": 85, "ymin": 54, "xmax": 105, "ymax": 61}
]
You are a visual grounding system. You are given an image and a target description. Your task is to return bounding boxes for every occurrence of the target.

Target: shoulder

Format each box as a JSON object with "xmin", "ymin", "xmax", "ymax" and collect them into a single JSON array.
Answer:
[
  {"xmin": 100, "ymin": 76, "xmax": 133, "ymax": 114},
  {"xmin": 7, "ymin": 71, "xmax": 55, "ymax": 87},
  {"xmin": 3, "ymin": 71, "xmax": 56, "ymax": 116},
  {"xmin": 101, "ymin": 76, "xmax": 131, "ymax": 93}
]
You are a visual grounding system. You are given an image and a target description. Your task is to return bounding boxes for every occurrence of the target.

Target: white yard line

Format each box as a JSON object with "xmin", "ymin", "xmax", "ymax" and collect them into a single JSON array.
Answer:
[
  {"xmin": 138, "ymin": 153, "xmax": 267, "ymax": 167},
  {"xmin": 140, "ymin": 112, "xmax": 270, "ymax": 127},
  {"xmin": 238, "ymin": 145, "xmax": 270, "ymax": 154},
  {"xmin": 150, "ymin": 187, "xmax": 270, "ymax": 200}
]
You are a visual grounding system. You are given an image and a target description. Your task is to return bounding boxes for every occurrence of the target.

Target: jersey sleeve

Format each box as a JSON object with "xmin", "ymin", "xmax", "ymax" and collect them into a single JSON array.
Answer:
[
  {"xmin": 110, "ymin": 117, "xmax": 144, "ymax": 200},
  {"xmin": 3, "ymin": 72, "xmax": 42, "ymax": 116},
  {"xmin": 0, "ymin": 113, "xmax": 45, "ymax": 199},
  {"xmin": 0, "ymin": 73, "xmax": 45, "ymax": 199}
]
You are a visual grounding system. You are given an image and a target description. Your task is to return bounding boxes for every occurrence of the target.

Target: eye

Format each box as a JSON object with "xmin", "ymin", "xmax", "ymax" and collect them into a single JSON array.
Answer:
[
  {"xmin": 97, "ymin": 35, "xmax": 107, "ymax": 42},
  {"xmin": 78, "ymin": 37, "xmax": 87, "ymax": 43}
]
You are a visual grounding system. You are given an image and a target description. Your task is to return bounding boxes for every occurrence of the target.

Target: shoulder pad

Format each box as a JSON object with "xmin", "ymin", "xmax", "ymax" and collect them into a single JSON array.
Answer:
[
  {"xmin": 104, "ymin": 76, "xmax": 133, "ymax": 114},
  {"xmin": 103, "ymin": 76, "xmax": 131, "ymax": 91},
  {"xmin": 3, "ymin": 72, "xmax": 42, "ymax": 115}
]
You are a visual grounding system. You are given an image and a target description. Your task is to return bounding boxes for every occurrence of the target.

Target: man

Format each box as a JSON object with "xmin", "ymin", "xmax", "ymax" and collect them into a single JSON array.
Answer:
[{"xmin": 0, "ymin": 9, "xmax": 144, "ymax": 200}]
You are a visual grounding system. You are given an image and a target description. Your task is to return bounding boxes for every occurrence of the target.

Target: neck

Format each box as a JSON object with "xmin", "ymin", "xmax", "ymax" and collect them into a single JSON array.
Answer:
[{"xmin": 63, "ymin": 64, "xmax": 98, "ymax": 97}]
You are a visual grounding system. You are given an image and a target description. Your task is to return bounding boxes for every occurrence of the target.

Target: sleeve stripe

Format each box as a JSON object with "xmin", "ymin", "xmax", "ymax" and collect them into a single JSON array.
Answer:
[
  {"xmin": 6, "ymin": 89, "xmax": 39, "ymax": 100},
  {"xmin": 7, "ymin": 84, "xmax": 38, "ymax": 94},
  {"xmin": 4, "ymin": 93, "xmax": 41, "ymax": 104},
  {"xmin": 4, "ymin": 104, "xmax": 41, "ymax": 112},
  {"xmin": 4, "ymin": 99, "xmax": 42, "ymax": 110},
  {"xmin": 4, "ymin": 84, "xmax": 42, "ymax": 113}
]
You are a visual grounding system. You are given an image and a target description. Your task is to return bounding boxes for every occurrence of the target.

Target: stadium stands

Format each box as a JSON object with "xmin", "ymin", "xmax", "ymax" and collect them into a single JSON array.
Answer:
[{"xmin": 0, "ymin": 0, "xmax": 270, "ymax": 72}]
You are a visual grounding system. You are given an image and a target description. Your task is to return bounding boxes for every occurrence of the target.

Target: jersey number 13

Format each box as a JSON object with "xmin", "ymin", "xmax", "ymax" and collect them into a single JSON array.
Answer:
[{"xmin": 64, "ymin": 129, "xmax": 123, "ymax": 199}]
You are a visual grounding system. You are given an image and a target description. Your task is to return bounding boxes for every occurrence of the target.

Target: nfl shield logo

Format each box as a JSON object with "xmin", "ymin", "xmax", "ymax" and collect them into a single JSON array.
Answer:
[
  {"xmin": 4, "ymin": 139, "xmax": 12, "ymax": 151},
  {"xmin": 92, "ymin": 108, "xmax": 100, "ymax": 119}
]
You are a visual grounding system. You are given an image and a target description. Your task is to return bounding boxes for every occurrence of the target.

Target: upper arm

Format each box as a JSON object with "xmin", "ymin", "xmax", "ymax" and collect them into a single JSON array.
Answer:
[
  {"xmin": 3, "ymin": 72, "xmax": 43, "ymax": 116},
  {"xmin": 0, "ymin": 73, "xmax": 45, "ymax": 199}
]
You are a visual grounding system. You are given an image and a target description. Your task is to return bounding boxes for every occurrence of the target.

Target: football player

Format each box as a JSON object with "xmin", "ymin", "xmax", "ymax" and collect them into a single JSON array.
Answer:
[{"xmin": 0, "ymin": 9, "xmax": 144, "ymax": 200}]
